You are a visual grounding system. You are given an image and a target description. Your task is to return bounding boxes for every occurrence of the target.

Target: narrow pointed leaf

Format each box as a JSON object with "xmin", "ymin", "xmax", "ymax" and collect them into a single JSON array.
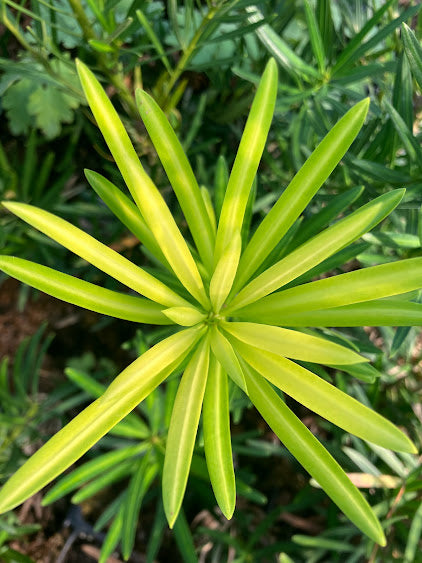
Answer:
[
  {"xmin": 64, "ymin": 367, "xmax": 150, "ymax": 438},
  {"xmin": 201, "ymin": 186, "xmax": 217, "ymax": 235},
  {"xmin": 210, "ymin": 233, "xmax": 241, "ymax": 312},
  {"xmin": 246, "ymin": 6, "xmax": 319, "ymax": 80},
  {"xmin": 223, "ymin": 322, "xmax": 366, "ymax": 365},
  {"xmin": 0, "ymin": 326, "xmax": 204, "ymax": 513},
  {"xmin": 304, "ymin": 0, "xmax": 326, "ymax": 73},
  {"xmin": 84, "ymin": 169, "xmax": 170, "ymax": 268},
  {"xmin": 242, "ymin": 364, "xmax": 386, "ymax": 545},
  {"xmin": 402, "ymin": 23, "xmax": 422, "ymax": 92},
  {"xmin": 122, "ymin": 452, "xmax": 158, "ymax": 560},
  {"xmin": 136, "ymin": 9, "xmax": 172, "ymax": 73},
  {"xmin": 236, "ymin": 341, "xmax": 416, "ymax": 454},
  {"xmin": 203, "ymin": 355, "xmax": 235, "ymax": 519},
  {"xmin": 209, "ymin": 326, "xmax": 247, "ymax": 392},
  {"xmin": 331, "ymin": 0, "xmax": 395, "ymax": 75},
  {"xmin": 286, "ymin": 185, "xmax": 364, "ymax": 253},
  {"xmin": 235, "ymin": 258, "xmax": 422, "ymax": 319},
  {"xmin": 163, "ymin": 306, "xmax": 207, "ymax": 326},
  {"xmin": 214, "ymin": 58, "xmax": 278, "ymax": 263},
  {"xmin": 229, "ymin": 190, "xmax": 403, "ymax": 311},
  {"xmin": 136, "ymin": 89, "xmax": 215, "ymax": 271},
  {"xmin": 239, "ymin": 299, "xmax": 422, "ymax": 327},
  {"xmin": 41, "ymin": 445, "xmax": 145, "ymax": 506},
  {"xmin": 234, "ymin": 98, "xmax": 370, "ymax": 290},
  {"xmin": 163, "ymin": 337, "xmax": 210, "ymax": 528},
  {"xmin": 333, "ymin": 3, "xmax": 421, "ymax": 76},
  {"xmin": 0, "ymin": 255, "xmax": 172, "ymax": 324},
  {"xmin": 76, "ymin": 59, "xmax": 208, "ymax": 307},
  {"xmin": 2, "ymin": 201, "xmax": 187, "ymax": 308},
  {"xmin": 71, "ymin": 460, "xmax": 135, "ymax": 503}
]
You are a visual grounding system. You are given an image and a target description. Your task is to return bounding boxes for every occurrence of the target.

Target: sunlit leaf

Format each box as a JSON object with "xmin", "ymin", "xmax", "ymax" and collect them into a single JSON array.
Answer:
[
  {"xmin": 210, "ymin": 233, "xmax": 241, "ymax": 312},
  {"xmin": 2, "ymin": 202, "xmax": 187, "ymax": 308},
  {"xmin": 0, "ymin": 255, "xmax": 171, "ymax": 324},
  {"xmin": 163, "ymin": 337, "xmax": 210, "ymax": 527},
  {"xmin": 236, "ymin": 341, "xmax": 416, "ymax": 453},
  {"xmin": 223, "ymin": 322, "xmax": 366, "ymax": 365},
  {"xmin": 228, "ymin": 189, "xmax": 403, "ymax": 311},
  {"xmin": 214, "ymin": 58, "xmax": 277, "ymax": 263},
  {"xmin": 242, "ymin": 364, "xmax": 386, "ymax": 545},
  {"xmin": 136, "ymin": 89, "xmax": 215, "ymax": 271},
  {"xmin": 0, "ymin": 326, "xmax": 204, "ymax": 513},
  {"xmin": 235, "ymin": 258, "xmax": 422, "ymax": 319},
  {"xmin": 76, "ymin": 60, "xmax": 208, "ymax": 307},
  {"xmin": 234, "ymin": 98, "xmax": 369, "ymax": 291},
  {"xmin": 203, "ymin": 355, "xmax": 235, "ymax": 519}
]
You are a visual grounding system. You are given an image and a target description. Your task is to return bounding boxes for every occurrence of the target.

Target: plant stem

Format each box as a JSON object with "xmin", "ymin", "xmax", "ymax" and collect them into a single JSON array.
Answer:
[
  {"xmin": 67, "ymin": 0, "xmax": 138, "ymax": 117},
  {"xmin": 160, "ymin": 4, "xmax": 219, "ymax": 109}
]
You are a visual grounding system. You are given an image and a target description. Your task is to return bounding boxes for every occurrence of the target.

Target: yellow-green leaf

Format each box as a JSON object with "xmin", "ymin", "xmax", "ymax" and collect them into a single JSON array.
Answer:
[
  {"xmin": 3, "ymin": 201, "xmax": 187, "ymax": 308},
  {"xmin": 228, "ymin": 189, "xmax": 404, "ymax": 311},
  {"xmin": 242, "ymin": 364, "xmax": 386, "ymax": 545},
  {"xmin": 0, "ymin": 326, "xmax": 205, "ymax": 514},
  {"xmin": 76, "ymin": 59, "xmax": 208, "ymax": 307},
  {"xmin": 0, "ymin": 255, "xmax": 171, "ymax": 324},
  {"xmin": 214, "ymin": 58, "xmax": 278, "ymax": 264},
  {"xmin": 210, "ymin": 233, "xmax": 241, "ymax": 312},
  {"xmin": 163, "ymin": 306, "xmax": 207, "ymax": 326},
  {"xmin": 136, "ymin": 89, "xmax": 215, "ymax": 271},
  {"xmin": 203, "ymin": 355, "xmax": 235, "ymax": 519},
  {"xmin": 234, "ymin": 98, "xmax": 370, "ymax": 291},
  {"xmin": 163, "ymin": 336, "xmax": 210, "ymax": 527},
  {"xmin": 236, "ymin": 341, "xmax": 416, "ymax": 454},
  {"xmin": 223, "ymin": 322, "xmax": 366, "ymax": 365}
]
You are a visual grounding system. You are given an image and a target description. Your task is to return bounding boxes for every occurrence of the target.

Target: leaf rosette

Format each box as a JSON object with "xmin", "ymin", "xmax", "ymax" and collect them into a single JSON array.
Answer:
[{"xmin": 0, "ymin": 58, "xmax": 419, "ymax": 546}]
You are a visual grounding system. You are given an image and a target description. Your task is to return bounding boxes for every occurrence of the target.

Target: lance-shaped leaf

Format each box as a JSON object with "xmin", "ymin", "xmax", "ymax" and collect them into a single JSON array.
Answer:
[
  {"xmin": 163, "ymin": 336, "xmax": 210, "ymax": 528},
  {"xmin": 210, "ymin": 233, "xmax": 241, "ymax": 312},
  {"xmin": 42, "ymin": 445, "xmax": 146, "ymax": 506},
  {"xmin": 84, "ymin": 169, "xmax": 170, "ymax": 269},
  {"xmin": 122, "ymin": 452, "xmax": 158, "ymax": 560},
  {"xmin": 250, "ymin": 300, "xmax": 422, "ymax": 327},
  {"xmin": 201, "ymin": 186, "xmax": 217, "ymax": 236},
  {"xmin": 0, "ymin": 256, "xmax": 172, "ymax": 324},
  {"xmin": 214, "ymin": 58, "xmax": 278, "ymax": 264},
  {"xmin": 235, "ymin": 340, "xmax": 416, "ymax": 454},
  {"xmin": 76, "ymin": 59, "xmax": 208, "ymax": 308},
  {"xmin": 163, "ymin": 306, "xmax": 207, "ymax": 326},
  {"xmin": 241, "ymin": 364, "xmax": 386, "ymax": 545},
  {"xmin": 223, "ymin": 322, "xmax": 366, "ymax": 365},
  {"xmin": 234, "ymin": 258, "xmax": 422, "ymax": 319},
  {"xmin": 2, "ymin": 201, "xmax": 186, "ymax": 308},
  {"xmin": 209, "ymin": 326, "xmax": 247, "ymax": 392},
  {"xmin": 136, "ymin": 89, "xmax": 215, "ymax": 271},
  {"xmin": 228, "ymin": 190, "xmax": 404, "ymax": 311},
  {"xmin": 233, "ymin": 98, "xmax": 370, "ymax": 291},
  {"xmin": 402, "ymin": 23, "xmax": 422, "ymax": 92},
  {"xmin": 203, "ymin": 355, "xmax": 235, "ymax": 519},
  {"xmin": 0, "ymin": 326, "xmax": 204, "ymax": 514}
]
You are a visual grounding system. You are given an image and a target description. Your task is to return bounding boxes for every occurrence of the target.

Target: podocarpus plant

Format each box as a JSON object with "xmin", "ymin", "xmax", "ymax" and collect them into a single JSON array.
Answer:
[{"xmin": 0, "ymin": 57, "xmax": 419, "ymax": 549}]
